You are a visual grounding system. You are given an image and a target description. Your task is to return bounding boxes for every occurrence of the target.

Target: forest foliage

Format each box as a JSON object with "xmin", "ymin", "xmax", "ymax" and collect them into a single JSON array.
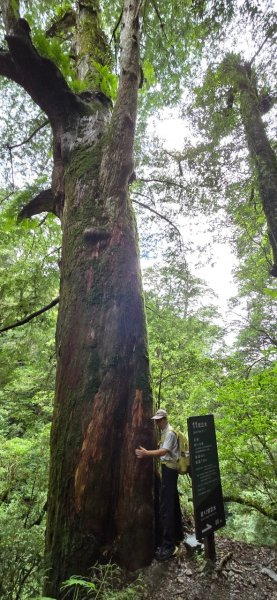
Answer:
[{"xmin": 0, "ymin": 0, "xmax": 276, "ymax": 598}]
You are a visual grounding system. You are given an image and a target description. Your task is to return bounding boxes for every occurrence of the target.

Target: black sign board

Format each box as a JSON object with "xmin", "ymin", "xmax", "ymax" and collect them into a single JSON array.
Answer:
[{"xmin": 187, "ymin": 414, "xmax": 225, "ymax": 541}]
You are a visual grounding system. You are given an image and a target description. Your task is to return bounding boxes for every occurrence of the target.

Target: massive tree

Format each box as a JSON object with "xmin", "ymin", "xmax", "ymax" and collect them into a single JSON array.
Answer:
[
  {"xmin": 0, "ymin": 0, "xmax": 156, "ymax": 595},
  {"xmin": 2, "ymin": 0, "xmax": 275, "ymax": 596}
]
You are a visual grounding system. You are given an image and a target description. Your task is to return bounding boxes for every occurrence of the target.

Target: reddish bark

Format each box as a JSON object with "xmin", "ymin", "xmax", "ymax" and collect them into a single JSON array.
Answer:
[{"xmin": 0, "ymin": 2, "xmax": 156, "ymax": 597}]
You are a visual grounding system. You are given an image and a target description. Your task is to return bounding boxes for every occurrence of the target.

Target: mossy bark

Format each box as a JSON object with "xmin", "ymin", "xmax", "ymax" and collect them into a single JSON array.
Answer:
[
  {"xmin": 75, "ymin": 0, "xmax": 112, "ymax": 85},
  {"xmin": 237, "ymin": 64, "xmax": 277, "ymax": 275},
  {"xmin": 0, "ymin": 2, "xmax": 156, "ymax": 595},
  {"xmin": 44, "ymin": 2, "xmax": 156, "ymax": 597}
]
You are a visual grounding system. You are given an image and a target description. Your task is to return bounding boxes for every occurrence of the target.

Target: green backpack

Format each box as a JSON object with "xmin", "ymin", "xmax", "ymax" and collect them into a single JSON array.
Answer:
[{"xmin": 174, "ymin": 429, "xmax": 190, "ymax": 475}]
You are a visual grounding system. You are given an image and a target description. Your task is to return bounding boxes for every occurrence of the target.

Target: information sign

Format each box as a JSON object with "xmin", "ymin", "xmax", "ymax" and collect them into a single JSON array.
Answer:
[{"xmin": 187, "ymin": 414, "xmax": 225, "ymax": 541}]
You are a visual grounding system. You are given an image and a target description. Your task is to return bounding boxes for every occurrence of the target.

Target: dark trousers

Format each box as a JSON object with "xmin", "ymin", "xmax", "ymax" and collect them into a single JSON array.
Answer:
[{"xmin": 160, "ymin": 464, "xmax": 183, "ymax": 549}]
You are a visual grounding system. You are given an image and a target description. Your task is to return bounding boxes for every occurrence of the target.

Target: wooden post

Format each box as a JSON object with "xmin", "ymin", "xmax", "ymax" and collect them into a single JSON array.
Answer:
[{"xmin": 204, "ymin": 532, "xmax": 216, "ymax": 562}]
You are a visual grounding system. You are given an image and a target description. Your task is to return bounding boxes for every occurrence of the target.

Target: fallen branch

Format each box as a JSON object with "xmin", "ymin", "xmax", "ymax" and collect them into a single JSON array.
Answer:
[{"xmin": 215, "ymin": 552, "xmax": 233, "ymax": 573}]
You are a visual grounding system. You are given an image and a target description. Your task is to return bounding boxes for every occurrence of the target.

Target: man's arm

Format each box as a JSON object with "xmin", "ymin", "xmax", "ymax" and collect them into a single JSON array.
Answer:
[{"xmin": 135, "ymin": 446, "xmax": 167, "ymax": 458}]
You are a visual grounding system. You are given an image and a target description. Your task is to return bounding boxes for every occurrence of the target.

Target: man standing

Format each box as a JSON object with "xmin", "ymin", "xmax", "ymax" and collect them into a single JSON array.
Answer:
[{"xmin": 135, "ymin": 408, "xmax": 183, "ymax": 561}]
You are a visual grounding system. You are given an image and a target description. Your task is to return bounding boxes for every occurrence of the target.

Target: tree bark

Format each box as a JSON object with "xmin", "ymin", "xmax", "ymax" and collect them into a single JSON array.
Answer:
[
  {"xmin": 43, "ymin": 1, "xmax": 155, "ymax": 596},
  {"xmin": 0, "ymin": 0, "xmax": 156, "ymax": 596},
  {"xmin": 236, "ymin": 63, "xmax": 277, "ymax": 276}
]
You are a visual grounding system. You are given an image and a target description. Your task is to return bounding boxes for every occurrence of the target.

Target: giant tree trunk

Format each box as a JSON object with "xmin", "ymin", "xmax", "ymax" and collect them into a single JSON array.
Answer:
[
  {"xmin": 236, "ymin": 63, "xmax": 277, "ymax": 276},
  {"xmin": 45, "ymin": 127, "xmax": 155, "ymax": 593},
  {"xmin": 44, "ymin": 3, "xmax": 155, "ymax": 596},
  {"xmin": 0, "ymin": 1, "xmax": 156, "ymax": 597}
]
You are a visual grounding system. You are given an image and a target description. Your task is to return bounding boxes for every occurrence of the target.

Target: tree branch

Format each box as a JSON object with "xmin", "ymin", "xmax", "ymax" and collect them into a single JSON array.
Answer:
[
  {"xmin": 145, "ymin": 304, "xmax": 166, "ymax": 318},
  {"xmin": 110, "ymin": 7, "xmax": 123, "ymax": 43},
  {"xmin": 0, "ymin": 189, "xmax": 14, "ymax": 206},
  {"xmin": 224, "ymin": 495, "xmax": 276, "ymax": 521},
  {"xmin": 258, "ymin": 328, "xmax": 277, "ymax": 348},
  {"xmin": 1, "ymin": 0, "xmax": 20, "ymax": 32},
  {"xmin": 150, "ymin": 0, "xmax": 168, "ymax": 40},
  {"xmin": 249, "ymin": 28, "xmax": 277, "ymax": 67},
  {"xmin": 132, "ymin": 194, "xmax": 184, "ymax": 246},
  {"xmin": 0, "ymin": 16, "xmax": 81, "ymax": 125},
  {"xmin": 46, "ymin": 9, "xmax": 76, "ymax": 38},
  {"xmin": 156, "ymin": 368, "xmax": 190, "ymax": 386},
  {"xmin": 18, "ymin": 188, "xmax": 59, "ymax": 220},
  {"xmin": 7, "ymin": 119, "xmax": 49, "ymax": 150},
  {"xmin": 137, "ymin": 176, "xmax": 187, "ymax": 190},
  {"xmin": 254, "ymin": 433, "xmax": 277, "ymax": 476},
  {"xmin": 15, "ymin": 560, "xmax": 40, "ymax": 600},
  {"xmin": 99, "ymin": 0, "xmax": 143, "ymax": 196},
  {"xmin": 0, "ymin": 297, "xmax": 59, "ymax": 334},
  {"xmin": 27, "ymin": 502, "xmax": 47, "ymax": 528}
]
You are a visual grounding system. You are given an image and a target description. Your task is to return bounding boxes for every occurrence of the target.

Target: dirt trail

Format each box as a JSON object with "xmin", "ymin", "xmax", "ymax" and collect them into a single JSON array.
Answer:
[{"xmin": 143, "ymin": 537, "xmax": 277, "ymax": 599}]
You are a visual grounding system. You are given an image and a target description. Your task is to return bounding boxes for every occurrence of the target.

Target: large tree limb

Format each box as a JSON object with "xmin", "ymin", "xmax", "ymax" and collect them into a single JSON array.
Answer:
[
  {"xmin": 0, "ymin": 5, "xmax": 81, "ymax": 125},
  {"xmin": 0, "ymin": 50, "xmax": 24, "ymax": 84},
  {"xmin": 99, "ymin": 0, "xmax": 143, "ymax": 195},
  {"xmin": 6, "ymin": 27, "xmax": 80, "ymax": 124},
  {"xmin": 18, "ymin": 188, "xmax": 59, "ymax": 220},
  {"xmin": 0, "ymin": 297, "xmax": 59, "ymax": 334}
]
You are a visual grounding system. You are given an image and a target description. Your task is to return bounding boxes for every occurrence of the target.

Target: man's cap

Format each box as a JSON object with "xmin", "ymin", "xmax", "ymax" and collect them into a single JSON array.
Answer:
[{"xmin": 151, "ymin": 409, "xmax": 167, "ymax": 420}]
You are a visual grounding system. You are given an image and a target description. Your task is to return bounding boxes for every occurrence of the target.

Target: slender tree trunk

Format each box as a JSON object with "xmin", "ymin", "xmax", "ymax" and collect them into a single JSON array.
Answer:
[{"xmin": 237, "ymin": 63, "xmax": 277, "ymax": 276}]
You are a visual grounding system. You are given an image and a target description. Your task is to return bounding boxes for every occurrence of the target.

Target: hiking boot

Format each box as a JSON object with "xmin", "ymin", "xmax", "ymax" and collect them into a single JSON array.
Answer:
[{"xmin": 156, "ymin": 545, "xmax": 178, "ymax": 561}]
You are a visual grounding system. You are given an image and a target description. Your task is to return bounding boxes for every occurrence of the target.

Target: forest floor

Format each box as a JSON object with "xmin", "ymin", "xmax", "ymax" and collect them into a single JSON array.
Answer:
[{"xmin": 142, "ymin": 536, "xmax": 277, "ymax": 600}]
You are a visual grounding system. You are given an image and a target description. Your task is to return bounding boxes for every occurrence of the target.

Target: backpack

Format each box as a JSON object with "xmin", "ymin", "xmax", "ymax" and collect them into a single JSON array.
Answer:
[{"xmin": 173, "ymin": 429, "xmax": 190, "ymax": 475}]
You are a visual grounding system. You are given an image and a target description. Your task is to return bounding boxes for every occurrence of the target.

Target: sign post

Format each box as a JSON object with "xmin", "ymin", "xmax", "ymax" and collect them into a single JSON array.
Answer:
[{"xmin": 187, "ymin": 414, "xmax": 225, "ymax": 561}]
